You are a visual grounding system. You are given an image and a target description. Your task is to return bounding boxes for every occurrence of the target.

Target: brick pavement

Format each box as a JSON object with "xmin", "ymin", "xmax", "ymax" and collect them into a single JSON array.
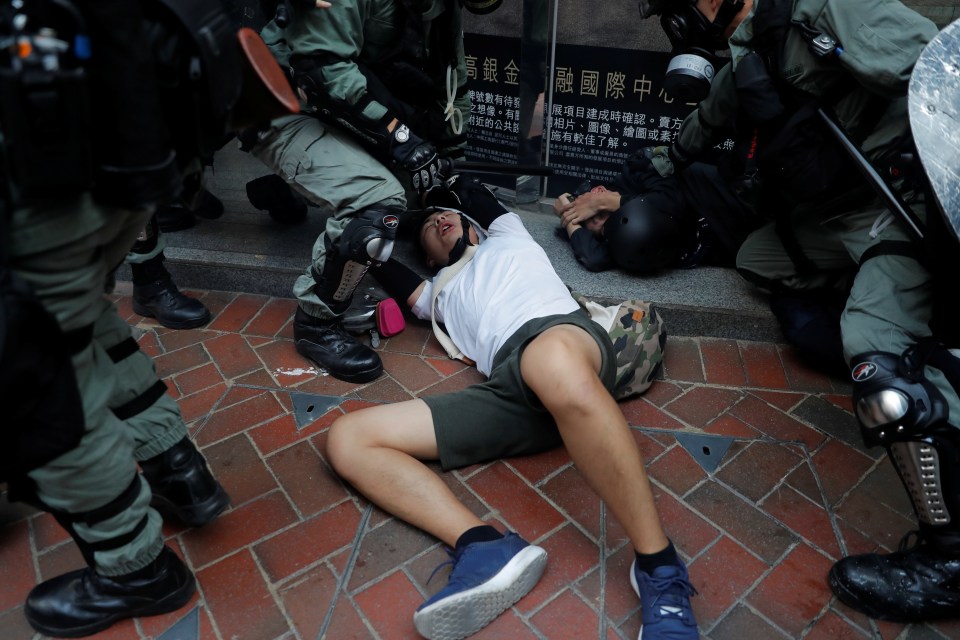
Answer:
[{"xmin": 2, "ymin": 285, "xmax": 959, "ymax": 640}]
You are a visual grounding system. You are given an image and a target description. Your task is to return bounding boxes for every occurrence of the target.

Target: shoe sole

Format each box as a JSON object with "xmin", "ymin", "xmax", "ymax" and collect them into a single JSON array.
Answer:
[
  {"xmin": 24, "ymin": 572, "xmax": 196, "ymax": 638},
  {"xmin": 295, "ymin": 341, "xmax": 384, "ymax": 383},
  {"xmin": 413, "ymin": 545, "xmax": 547, "ymax": 640},
  {"xmin": 151, "ymin": 484, "xmax": 231, "ymax": 528},
  {"xmin": 132, "ymin": 301, "xmax": 212, "ymax": 330}
]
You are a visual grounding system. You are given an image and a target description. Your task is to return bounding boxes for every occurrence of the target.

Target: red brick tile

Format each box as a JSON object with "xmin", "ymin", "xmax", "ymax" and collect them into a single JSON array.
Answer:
[
  {"xmin": 0, "ymin": 521, "xmax": 35, "ymax": 611},
  {"xmin": 153, "ymin": 343, "xmax": 211, "ymax": 379},
  {"xmin": 182, "ymin": 492, "xmax": 298, "ymax": 568},
  {"xmin": 751, "ymin": 389, "xmax": 806, "ymax": 411},
  {"xmin": 0, "ymin": 606, "xmax": 40, "ymax": 640},
  {"xmin": 171, "ymin": 362, "xmax": 224, "ymax": 398},
  {"xmin": 204, "ymin": 333, "xmax": 263, "ymax": 380},
  {"xmin": 268, "ymin": 441, "xmax": 350, "ymax": 517},
  {"xmin": 37, "ymin": 539, "xmax": 85, "ymax": 581},
  {"xmin": 194, "ymin": 290, "xmax": 238, "ymax": 319},
  {"xmin": 709, "ymin": 604, "xmax": 791, "ymax": 640},
  {"xmin": 619, "ymin": 399, "xmax": 687, "ymax": 431},
  {"xmin": 206, "ymin": 293, "xmax": 269, "ymax": 333},
  {"xmin": 155, "ymin": 327, "xmax": 213, "ymax": 354},
  {"xmin": 834, "ymin": 491, "xmax": 915, "ymax": 552},
  {"xmin": 664, "ymin": 386, "xmax": 744, "ymax": 428},
  {"xmin": 346, "ymin": 518, "xmax": 435, "ymax": 590},
  {"xmin": 278, "ymin": 565, "xmax": 365, "ymax": 640},
  {"xmin": 254, "ymin": 502, "xmax": 362, "ymax": 583},
  {"xmin": 31, "ymin": 511, "xmax": 70, "ymax": 551},
  {"xmin": 418, "ymin": 366, "xmax": 488, "ymax": 396},
  {"xmin": 136, "ymin": 329, "xmax": 162, "ymax": 359},
  {"xmin": 803, "ymin": 609, "xmax": 872, "ymax": 639},
  {"xmin": 740, "ymin": 341, "xmax": 789, "ymax": 389},
  {"xmin": 384, "ymin": 321, "xmax": 432, "ymax": 355},
  {"xmin": 293, "ymin": 370, "xmax": 366, "ymax": 396},
  {"xmin": 379, "ymin": 351, "xmax": 443, "ymax": 392},
  {"xmin": 355, "ymin": 375, "xmax": 415, "ymax": 403},
  {"xmin": 636, "ymin": 380, "xmax": 685, "ymax": 407},
  {"xmin": 747, "ymin": 543, "xmax": 834, "ymax": 637},
  {"xmin": 851, "ymin": 461, "xmax": 914, "ymax": 517},
  {"xmin": 685, "ymin": 482, "xmax": 797, "ymax": 564},
  {"xmin": 575, "ymin": 544, "xmax": 636, "ymax": 626},
  {"xmin": 471, "ymin": 605, "xmax": 540, "ymax": 639},
  {"xmin": 530, "ymin": 589, "xmax": 600, "ymax": 639},
  {"xmin": 825, "ymin": 393, "xmax": 854, "ymax": 413},
  {"xmin": 353, "ymin": 570, "xmax": 423, "ymax": 640},
  {"xmin": 232, "ymin": 368, "xmax": 278, "ymax": 388},
  {"xmin": 631, "ymin": 430, "xmax": 669, "ymax": 465},
  {"xmin": 217, "ymin": 384, "xmax": 270, "ymax": 410},
  {"xmin": 716, "ymin": 441, "xmax": 803, "ymax": 502},
  {"xmin": 135, "ymin": 591, "xmax": 201, "ymax": 639},
  {"xmin": 244, "ymin": 297, "xmax": 297, "ymax": 337},
  {"xmin": 202, "ymin": 434, "xmax": 278, "ymax": 506},
  {"xmin": 811, "ymin": 439, "xmax": 874, "ymax": 506},
  {"xmin": 541, "ymin": 466, "xmax": 602, "ymax": 540},
  {"xmin": 468, "ymin": 462, "xmax": 565, "ymax": 541},
  {"xmin": 784, "ymin": 460, "xmax": 822, "ymax": 504},
  {"xmin": 255, "ymin": 340, "xmax": 323, "ymax": 387},
  {"xmin": 250, "ymin": 412, "xmax": 329, "ymax": 456},
  {"xmin": 778, "ymin": 345, "xmax": 836, "ymax": 393},
  {"xmin": 704, "ymin": 414, "xmax": 760, "ymax": 438},
  {"xmin": 178, "ymin": 383, "xmax": 227, "ymax": 424},
  {"xmin": 648, "ymin": 445, "xmax": 707, "ymax": 498},
  {"xmin": 730, "ymin": 395, "xmax": 826, "ymax": 451},
  {"xmin": 651, "ymin": 489, "xmax": 721, "ymax": 559},
  {"xmin": 197, "ymin": 549, "xmax": 289, "ymax": 640},
  {"xmin": 425, "ymin": 356, "xmax": 469, "ymax": 377},
  {"xmin": 687, "ymin": 535, "xmax": 768, "ymax": 627},
  {"xmin": 195, "ymin": 391, "xmax": 287, "ymax": 446},
  {"xmin": 701, "ymin": 339, "xmax": 746, "ymax": 386},
  {"xmin": 516, "ymin": 524, "xmax": 598, "ymax": 613},
  {"xmin": 761, "ymin": 486, "xmax": 841, "ymax": 559},
  {"xmin": 506, "ymin": 447, "xmax": 572, "ymax": 485},
  {"xmin": 663, "ymin": 337, "xmax": 704, "ymax": 383}
]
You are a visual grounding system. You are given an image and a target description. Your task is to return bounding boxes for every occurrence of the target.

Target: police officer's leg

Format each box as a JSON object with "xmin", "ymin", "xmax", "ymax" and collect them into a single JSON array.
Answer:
[
  {"xmin": 11, "ymin": 198, "xmax": 195, "ymax": 636},
  {"xmin": 127, "ymin": 213, "xmax": 211, "ymax": 329},
  {"xmin": 251, "ymin": 115, "xmax": 406, "ymax": 382},
  {"xmin": 92, "ymin": 297, "xmax": 229, "ymax": 527},
  {"xmin": 827, "ymin": 208, "xmax": 960, "ymax": 622}
]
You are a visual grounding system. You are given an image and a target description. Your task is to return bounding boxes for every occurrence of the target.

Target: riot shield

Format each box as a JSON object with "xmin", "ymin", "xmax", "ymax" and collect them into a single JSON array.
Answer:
[{"xmin": 909, "ymin": 18, "xmax": 960, "ymax": 240}]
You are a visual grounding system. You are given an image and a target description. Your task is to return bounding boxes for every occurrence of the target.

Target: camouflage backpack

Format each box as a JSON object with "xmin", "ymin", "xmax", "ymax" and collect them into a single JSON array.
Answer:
[{"xmin": 573, "ymin": 294, "xmax": 667, "ymax": 400}]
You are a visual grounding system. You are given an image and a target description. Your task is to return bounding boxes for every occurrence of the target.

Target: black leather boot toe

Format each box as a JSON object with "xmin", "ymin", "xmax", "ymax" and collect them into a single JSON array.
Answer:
[
  {"xmin": 133, "ymin": 279, "xmax": 211, "ymax": 330},
  {"xmin": 294, "ymin": 308, "xmax": 382, "ymax": 382},
  {"xmin": 140, "ymin": 437, "xmax": 229, "ymax": 528},
  {"xmin": 24, "ymin": 546, "xmax": 195, "ymax": 638},
  {"xmin": 829, "ymin": 541, "xmax": 960, "ymax": 622}
]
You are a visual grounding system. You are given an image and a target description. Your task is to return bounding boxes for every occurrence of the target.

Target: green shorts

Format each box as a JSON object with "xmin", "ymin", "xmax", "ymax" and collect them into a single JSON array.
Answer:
[{"xmin": 424, "ymin": 311, "xmax": 616, "ymax": 471}]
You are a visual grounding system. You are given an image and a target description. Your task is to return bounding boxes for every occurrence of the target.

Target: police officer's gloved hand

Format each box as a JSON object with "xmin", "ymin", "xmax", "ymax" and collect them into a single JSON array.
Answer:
[
  {"xmin": 389, "ymin": 123, "xmax": 452, "ymax": 196},
  {"xmin": 424, "ymin": 174, "xmax": 508, "ymax": 221},
  {"xmin": 641, "ymin": 145, "xmax": 675, "ymax": 177}
]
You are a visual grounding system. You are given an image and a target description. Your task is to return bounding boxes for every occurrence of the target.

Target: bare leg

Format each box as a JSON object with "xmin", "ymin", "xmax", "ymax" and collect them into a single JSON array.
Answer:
[
  {"xmin": 326, "ymin": 399, "xmax": 486, "ymax": 546},
  {"xmin": 520, "ymin": 325, "xmax": 669, "ymax": 554}
]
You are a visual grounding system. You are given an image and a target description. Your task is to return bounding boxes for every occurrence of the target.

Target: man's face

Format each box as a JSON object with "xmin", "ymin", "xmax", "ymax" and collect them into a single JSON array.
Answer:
[{"xmin": 419, "ymin": 210, "xmax": 465, "ymax": 268}]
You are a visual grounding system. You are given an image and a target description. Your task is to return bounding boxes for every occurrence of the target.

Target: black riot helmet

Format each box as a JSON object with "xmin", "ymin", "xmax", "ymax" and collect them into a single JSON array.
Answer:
[
  {"xmin": 145, "ymin": 0, "xmax": 299, "ymax": 163},
  {"xmin": 603, "ymin": 196, "xmax": 682, "ymax": 273},
  {"xmin": 461, "ymin": 0, "xmax": 504, "ymax": 14}
]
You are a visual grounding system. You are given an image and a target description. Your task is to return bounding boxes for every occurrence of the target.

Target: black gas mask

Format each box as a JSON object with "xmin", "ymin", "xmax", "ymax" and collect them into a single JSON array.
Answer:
[{"xmin": 640, "ymin": 0, "xmax": 743, "ymax": 102}]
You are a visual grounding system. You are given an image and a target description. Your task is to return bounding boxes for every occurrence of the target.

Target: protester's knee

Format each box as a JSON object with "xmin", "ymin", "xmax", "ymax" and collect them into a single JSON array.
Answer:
[
  {"xmin": 521, "ymin": 328, "xmax": 604, "ymax": 411},
  {"xmin": 326, "ymin": 412, "xmax": 369, "ymax": 478}
]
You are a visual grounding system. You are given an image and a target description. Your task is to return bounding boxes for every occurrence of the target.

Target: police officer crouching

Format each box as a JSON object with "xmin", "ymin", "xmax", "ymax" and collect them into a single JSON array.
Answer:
[{"xmin": 0, "ymin": 0, "xmax": 297, "ymax": 635}]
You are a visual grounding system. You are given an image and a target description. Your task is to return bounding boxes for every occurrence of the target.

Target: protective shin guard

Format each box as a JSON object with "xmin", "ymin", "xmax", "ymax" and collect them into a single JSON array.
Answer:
[{"xmin": 313, "ymin": 206, "xmax": 401, "ymax": 314}]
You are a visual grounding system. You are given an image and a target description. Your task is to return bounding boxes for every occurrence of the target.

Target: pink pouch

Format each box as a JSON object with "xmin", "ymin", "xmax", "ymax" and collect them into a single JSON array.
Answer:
[{"xmin": 376, "ymin": 298, "xmax": 405, "ymax": 337}]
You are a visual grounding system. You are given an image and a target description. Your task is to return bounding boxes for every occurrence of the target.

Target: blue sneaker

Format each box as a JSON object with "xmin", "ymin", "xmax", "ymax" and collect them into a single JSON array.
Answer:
[
  {"xmin": 630, "ymin": 560, "xmax": 699, "ymax": 639},
  {"xmin": 413, "ymin": 532, "xmax": 547, "ymax": 640}
]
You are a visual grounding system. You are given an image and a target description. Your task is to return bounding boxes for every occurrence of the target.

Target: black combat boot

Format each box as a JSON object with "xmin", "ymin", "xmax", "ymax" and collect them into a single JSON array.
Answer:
[
  {"xmin": 246, "ymin": 174, "xmax": 307, "ymax": 224},
  {"xmin": 829, "ymin": 532, "xmax": 960, "ymax": 622},
  {"xmin": 24, "ymin": 546, "xmax": 195, "ymax": 638},
  {"xmin": 132, "ymin": 278, "xmax": 211, "ymax": 329},
  {"xmin": 294, "ymin": 307, "xmax": 383, "ymax": 382},
  {"xmin": 140, "ymin": 437, "xmax": 229, "ymax": 528}
]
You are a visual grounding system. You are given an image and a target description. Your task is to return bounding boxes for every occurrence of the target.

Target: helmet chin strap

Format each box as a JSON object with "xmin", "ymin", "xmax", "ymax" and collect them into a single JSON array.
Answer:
[{"xmin": 446, "ymin": 216, "xmax": 475, "ymax": 264}]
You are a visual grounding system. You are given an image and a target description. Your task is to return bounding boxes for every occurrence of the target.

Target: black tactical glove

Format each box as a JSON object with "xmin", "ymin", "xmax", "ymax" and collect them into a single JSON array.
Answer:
[
  {"xmin": 389, "ymin": 123, "xmax": 453, "ymax": 195},
  {"xmin": 423, "ymin": 174, "xmax": 508, "ymax": 225}
]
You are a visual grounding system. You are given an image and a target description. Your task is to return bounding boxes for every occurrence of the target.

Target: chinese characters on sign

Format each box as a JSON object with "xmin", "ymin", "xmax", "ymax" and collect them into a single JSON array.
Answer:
[{"xmin": 463, "ymin": 34, "xmax": 730, "ymax": 196}]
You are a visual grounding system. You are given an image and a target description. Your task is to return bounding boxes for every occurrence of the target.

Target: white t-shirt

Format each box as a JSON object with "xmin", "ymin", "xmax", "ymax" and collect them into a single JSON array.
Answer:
[{"xmin": 411, "ymin": 212, "xmax": 580, "ymax": 376}]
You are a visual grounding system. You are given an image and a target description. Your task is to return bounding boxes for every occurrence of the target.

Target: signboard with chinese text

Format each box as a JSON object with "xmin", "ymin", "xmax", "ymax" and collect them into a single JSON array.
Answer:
[{"xmin": 463, "ymin": 33, "xmax": 728, "ymax": 197}]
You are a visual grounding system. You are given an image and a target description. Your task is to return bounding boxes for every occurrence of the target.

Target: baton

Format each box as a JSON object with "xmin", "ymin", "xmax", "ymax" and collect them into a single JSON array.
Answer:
[
  {"xmin": 817, "ymin": 108, "xmax": 925, "ymax": 242},
  {"xmin": 452, "ymin": 161, "xmax": 554, "ymax": 177}
]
